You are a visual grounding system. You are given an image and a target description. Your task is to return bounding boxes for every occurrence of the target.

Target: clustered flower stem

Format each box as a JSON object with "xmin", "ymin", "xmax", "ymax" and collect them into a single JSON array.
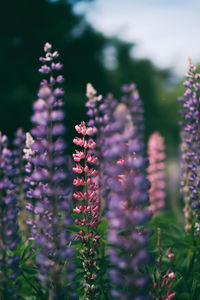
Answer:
[
  {"xmin": 25, "ymin": 42, "xmax": 75, "ymax": 299},
  {"xmin": 179, "ymin": 58, "xmax": 200, "ymax": 233},
  {"xmin": 0, "ymin": 133, "xmax": 20, "ymax": 298},
  {"xmin": 73, "ymin": 121, "xmax": 100, "ymax": 299},
  {"xmin": 85, "ymin": 83, "xmax": 105, "ymax": 218},
  {"xmin": 151, "ymin": 228, "xmax": 176, "ymax": 300},
  {"xmin": 105, "ymin": 84, "xmax": 151, "ymax": 299},
  {"xmin": 147, "ymin": 132, "xmax": 166, "ymax": 216}
]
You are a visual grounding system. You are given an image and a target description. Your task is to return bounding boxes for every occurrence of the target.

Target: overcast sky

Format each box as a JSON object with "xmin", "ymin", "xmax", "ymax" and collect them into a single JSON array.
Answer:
[{"xmin": 74, "ymin": 0, "xmax": 200, "ymax": 77}]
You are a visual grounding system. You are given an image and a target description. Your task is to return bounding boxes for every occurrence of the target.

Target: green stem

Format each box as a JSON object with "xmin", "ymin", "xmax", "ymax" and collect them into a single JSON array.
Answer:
[{"xmin": 157, "ymin": 228, "xmax": 162, "ymax": 300}]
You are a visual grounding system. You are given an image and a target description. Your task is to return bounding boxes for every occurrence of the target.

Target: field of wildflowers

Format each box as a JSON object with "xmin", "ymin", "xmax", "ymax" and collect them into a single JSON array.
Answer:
[{"xmin": 1, "ymin": 43, "xmax": 200, "ymax": 300}]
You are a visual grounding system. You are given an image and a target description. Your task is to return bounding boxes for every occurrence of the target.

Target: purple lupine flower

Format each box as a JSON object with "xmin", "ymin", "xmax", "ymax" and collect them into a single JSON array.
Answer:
[
  {"xmin": 56, "ymin": 75, "xmax": 64, "ymax": 84},
  {"xmin": 14, "ymin": 129, "xmax": 35, "ymax": 250},
  {"xmin": 51, "ymin": 62, "xmax": 63, "ymax": 71},
  {"xmin": 98, "ymin": 92, "xmax": 119, "ymax": 216},
  {"xmin": 0, "ymin": 132, "xmax": 21, "ymax": 297},
  {"xmin": 13, "ymin": 128, "xmax": 29, "ymax": 240},
  {"xmin": 39, "ymin": 65, "xmax": 51, "ymax": 74},
  {"xmin": 85, "ymin": 84, "xmax": 119, "ymax": 217},
  {"xmin": 147, "ymin": 132, "xmax": 166, "ymax": 216},
  {"xmin": 85, "ymin": 83, "xmax": 105, "ymax": 215},
  {"xmin": 105, "ymin": 84, "xmax": 151, "ymax": 299},
  {"xmin": 179, "ymin": 58, "xmax": 200, "ymax": 233},
  {"xmin": 25, "ymin": 43, "xmax": 76, "ymax": 299}
]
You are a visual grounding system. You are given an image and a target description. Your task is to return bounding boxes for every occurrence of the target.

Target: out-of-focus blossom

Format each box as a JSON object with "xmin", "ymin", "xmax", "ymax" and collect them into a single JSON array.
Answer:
[
  {"xmin": 105, "ymin": 84, "xmax": 151, "ymax": 299},
  {"xmin": 147, "ymin": 132, "xmax": 166, "ymax": 216},
  {"xmin": 25, "ymin": 43, "xmax": 76, "ymax": 299},
  {"xmin": 0, "ymin": 132, "xmax": 20, "ymax": 297},
  {"xmin": 179, "ymin": 58, "xmax": 200, "ymax": 233}
]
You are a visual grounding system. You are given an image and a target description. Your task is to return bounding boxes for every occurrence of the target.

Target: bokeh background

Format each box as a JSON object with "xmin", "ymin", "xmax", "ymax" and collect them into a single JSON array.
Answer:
[{"xmin": 1, "ymin": 0, "xmax": 199, "ymax": 210}]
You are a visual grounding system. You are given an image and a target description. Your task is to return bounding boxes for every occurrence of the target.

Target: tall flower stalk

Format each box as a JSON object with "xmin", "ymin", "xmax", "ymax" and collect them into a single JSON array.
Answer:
[
  {"xmin": 105, "ymin": 84, "xmax": 151, "ymax": 299},
  {"xmin": 73, "ymin": 121, "xmax": 101, "ymax": 299},
  {"xmin": 85, "ymin": 83, "xmax": 106, "ymax": 216},
  {"xmin": 147, "ymin": 132, "xmax": 166, "ymax": 216},
  {"xmin": 25, "ymin": 43, "xmax": 75, "ymax": 299},
  {"xmin": 151, "ymin": 228, "xmax": 176, "ymax": 300},
  {"xmin": 13, "ymin": 128, "xmax": 29, "ymax": 240},
  {"xmin": 86, "ymin": 84, "xmax": 119, "ymax": 217},
  {"xmin": 179, "ymin": 58, "xmax": 200, "ymax": 232},
  {"xmin": 0, "ymin": 133, "xmax": 20, "ymax": 298}
]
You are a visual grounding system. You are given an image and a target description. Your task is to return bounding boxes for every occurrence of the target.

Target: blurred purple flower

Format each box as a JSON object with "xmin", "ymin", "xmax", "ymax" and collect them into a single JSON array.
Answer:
[
  {"xmin": 25, "ymin": 43, "xmax": 76, "ymax": 299},
  {"xmin": 105, "ymin": 84, "xmax": 151, "ymax": 299},
  {"xmin": 0, "ymin": 132, "xmax": 20, "ymax": 296},
  {"xmin": 179, "ymin": 58, "xmax": 200, "ymax": 233}
]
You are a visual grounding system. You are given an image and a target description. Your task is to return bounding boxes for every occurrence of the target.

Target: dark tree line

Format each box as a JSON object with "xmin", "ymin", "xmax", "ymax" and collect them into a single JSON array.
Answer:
[{"xmin": 0, "ymin": 0, "xmax": 176, "ymax": 151}]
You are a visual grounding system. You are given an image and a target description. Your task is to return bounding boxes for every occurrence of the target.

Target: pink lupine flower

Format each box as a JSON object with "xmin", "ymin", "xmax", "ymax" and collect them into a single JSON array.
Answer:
[
  {"xmin": 166, "ymin": 292, "xmax": 176, "ymax": 300},
  {"xmin": 72, "ymin": 164, "xmax": 83, "ymax": 174},
  {"xmin": 147, "ymin": 132, "xmax": 166, "ymax": 216},
  {"xmin": 73, "ymin": 192, "xmax": 84, "ymax": 201},
  {"xmin": 73, "ymin": 207, "xmax": 81, "ymax": 214},
  {"xmin": 72, "ymin": 150, "xmax": 85, "ymax": 162},
  {"xmin": 72, "ymin": 121, "xmax": 101, "ymax": 298},
  {"xmin": 166, "ymin": 248, "xmax": 175, "ymax": 260},
  {"xmin": 73, "ymin": 177, "xmax": 84, "ymax": 186},
  {"xmin": 168, "ymin": 253, "xmax": 175, "ymax": 259},
  {"xmin": 151, "ymin": 230, "xmax": 176, "ymax": 300},
  {"xmin": 75, "ymin": 124, "xmax": 83, "ymax": 134},
  {"xmin": 87, "ymin": 153, "xmax": 98, "ymax": 164},
  {"xmin": 73, "ymin": 137, "xmax": 84, "ymax": 146},
  {"xmin": 88, "ymin": 139, "xmax": 96, "ymax": 149},
  {"xmin": 168, "ymin": 272, "xmax": 176, "ymax": 279},
  {"xmin": 75, "ymin": 122, "xmax": 93, "ymax": 135}
]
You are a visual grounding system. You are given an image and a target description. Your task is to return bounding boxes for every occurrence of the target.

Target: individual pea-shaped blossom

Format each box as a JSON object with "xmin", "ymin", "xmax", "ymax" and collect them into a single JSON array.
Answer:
[
  {"xmin": 25, "ymin": 43, "xmax": 75, "ymax": 299},
  {"xmin": 72, "ymin": 121, "xmax": 101, "ymax": 300},
  {"xmin": 147, "ymin": 132, "xmax": 166, "ymax": 216},
  {"xmin": 0, "ymin": 132, "xmax": 21, "ymax": 298},
  {"xmin": 178, "ymin": 58, "xmax": 200, "ymax": 232},
  {"xmin": 105, "ymin": 84, "xmax": 151, "ymax": 300}
]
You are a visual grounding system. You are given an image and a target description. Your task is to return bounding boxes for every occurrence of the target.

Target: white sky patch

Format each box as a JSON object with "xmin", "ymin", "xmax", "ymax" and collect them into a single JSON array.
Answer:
[{"xmin": 74, "ymin": 0, "xmax": 200, "ymax": 77}]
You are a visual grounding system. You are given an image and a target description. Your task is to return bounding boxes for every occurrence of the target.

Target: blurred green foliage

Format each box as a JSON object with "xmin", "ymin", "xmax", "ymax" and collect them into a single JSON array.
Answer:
[{"xmin": 0, "ymin": 0, "xmax": 183, "ymax": 152}]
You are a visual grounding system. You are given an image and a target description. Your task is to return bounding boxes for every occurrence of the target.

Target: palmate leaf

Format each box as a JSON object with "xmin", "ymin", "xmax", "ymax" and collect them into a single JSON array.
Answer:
[{"xmin": 20, "ymin": 240, "xmax": 36, "ymax": 263}]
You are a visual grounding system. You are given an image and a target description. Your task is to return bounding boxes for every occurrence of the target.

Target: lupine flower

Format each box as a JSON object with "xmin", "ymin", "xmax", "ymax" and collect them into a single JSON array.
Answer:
[
  {"xmin": 13, "ymin": 128, "xmax": 29, "ymax": 240},
  {"xmin": 147, "ymin": 132, "xmax": 166, "ymax": 216},
  {"xmin": 25, "ymin": 43, "xmax": 75, "ymax": 299},
  {"xmin": 151, "ymin": 229, "xmax": 176, "ymax": 300},
  {"xmin": 72, "ymin": 121, "xmax": 100, "ymax": 299},
  {"xmin": 0, "ymin": 132, "xmax": 20, "ymax": 297},
  {"xmin": 86, "ymin": 86, "xmax": 120, "ymax": 217},
  {"xmin": 85, "ymin": 83, "xmax": 106, "ymax": 216},
  {"xmin": 179, "ymin": 58, "xmax": 200, "ymax": 232},
  {"xmin": 105, "ymin": 84, "xmax": 151, "ymax": 299},
  {"xmin": 179, "ymin": 130, "xmax": 195, "ymax": 233}
]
